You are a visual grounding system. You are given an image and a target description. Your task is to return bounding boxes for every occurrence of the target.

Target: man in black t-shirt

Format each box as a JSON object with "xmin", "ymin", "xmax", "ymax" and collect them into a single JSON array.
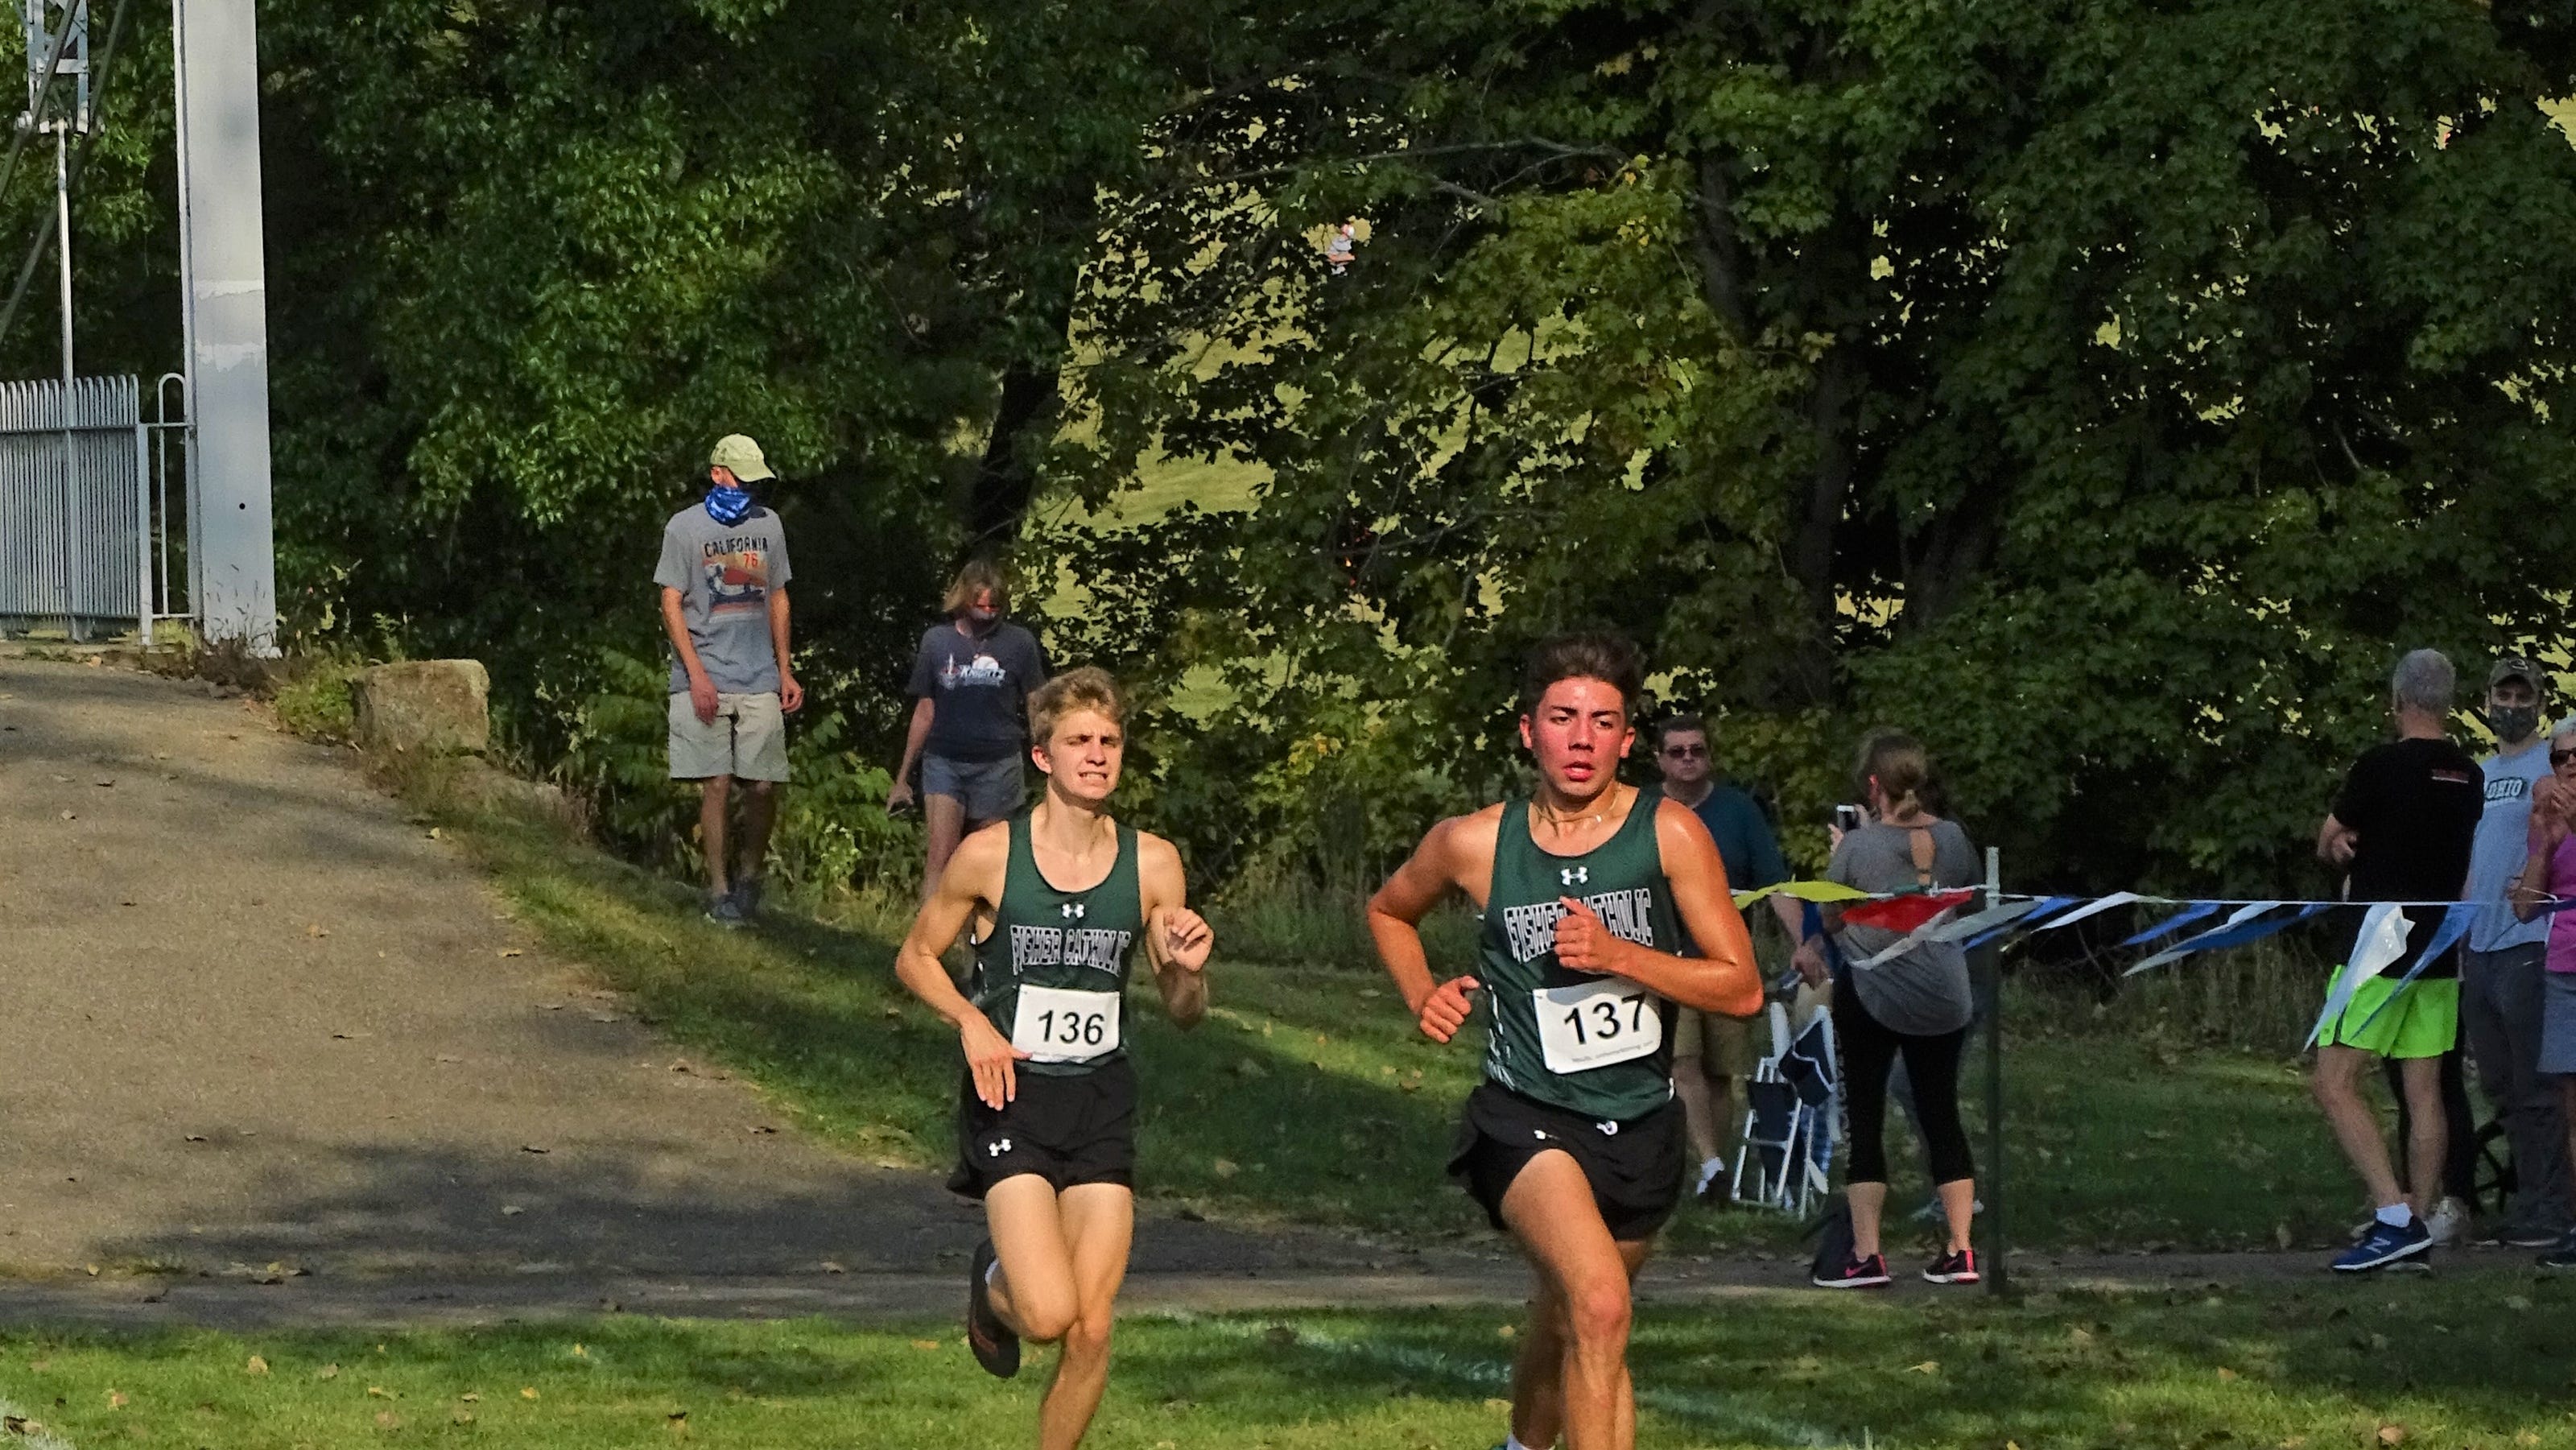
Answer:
[{"xmin": 2312, "ymin": 649, "xmax": 2485, "ymax": 1272}]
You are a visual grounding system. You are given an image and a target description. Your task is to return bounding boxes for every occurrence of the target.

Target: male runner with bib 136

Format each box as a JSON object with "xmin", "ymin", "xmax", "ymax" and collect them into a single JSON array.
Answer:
[
  {"xmin": 893, "ymin": 667, "xmax": 1213, "ymax": 1450},
  {"xmin": 1368, "ymin": 633, "xmax": 1763, "ymax": 1450}
]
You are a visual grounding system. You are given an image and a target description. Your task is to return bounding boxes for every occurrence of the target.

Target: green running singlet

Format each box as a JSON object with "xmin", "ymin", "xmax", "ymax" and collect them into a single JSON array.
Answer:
[
  {"xmin": 1476, "ymin": 791, "xmax": 1682, "ymax": 1121},
  {"xmin": 968, "ymin": 816, "xmax": 1146, "ymax": 1078}
]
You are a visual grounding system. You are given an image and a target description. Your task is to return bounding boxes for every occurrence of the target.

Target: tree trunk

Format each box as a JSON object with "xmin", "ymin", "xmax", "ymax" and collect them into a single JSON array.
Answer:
[{"xmin": 965, "ymin": 357, "xmax": 1062, "ymax": 552}]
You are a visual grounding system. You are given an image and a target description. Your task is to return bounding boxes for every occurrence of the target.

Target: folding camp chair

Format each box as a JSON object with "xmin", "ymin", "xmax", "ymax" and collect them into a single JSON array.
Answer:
[{"xmin": 1731, "ymin": 1002, "xmax": 1840, "ymax": 1214}]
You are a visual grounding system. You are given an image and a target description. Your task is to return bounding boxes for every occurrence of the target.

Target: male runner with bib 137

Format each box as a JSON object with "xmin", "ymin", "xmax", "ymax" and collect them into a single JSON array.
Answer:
[
  {"xmin": 1368, "ymin": 633, "xmax": 1762, "ymax": 1450},
  {"xmin": 893, "ymin": 667, "xmax": 1213, "ymax": 1450}
]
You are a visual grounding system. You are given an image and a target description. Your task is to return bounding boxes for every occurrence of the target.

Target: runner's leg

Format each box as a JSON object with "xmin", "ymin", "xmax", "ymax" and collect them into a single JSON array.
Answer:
[
  {"xmin": 2397, "ymin": 1054, "xmax": 2448, "ymax": 1217},
  {"xmin": 1038, "ymin": 1184, "xmax": 1135, "ymax": 1450},
  {"xmin": 983, "ymin": 1175, "xmax": 1080, "ymax": 1345},
  {"xmin": 1502, "ymin": 1150, "xmax": 1641, "ymax": 1450},
  {"xmin": 2314, "ymin": 1044, "xmax": 2405, "ymax": 1209}
]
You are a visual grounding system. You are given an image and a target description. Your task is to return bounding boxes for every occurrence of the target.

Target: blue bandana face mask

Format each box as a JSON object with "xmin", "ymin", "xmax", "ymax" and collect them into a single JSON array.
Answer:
[{"xmin": 704, "ymin": 484, "xmax": 754, "ymax": 527}]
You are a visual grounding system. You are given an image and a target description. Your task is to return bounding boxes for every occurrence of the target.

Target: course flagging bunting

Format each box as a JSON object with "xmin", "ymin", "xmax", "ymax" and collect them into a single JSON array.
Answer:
[
  {"xmin": 2349, "ymin": 902, "xmax": 2483, "ymax": 1034},
  {"xmin": 2125, "ymin": 903, "xmax": 2328, "ymax": 976},
  {"xmin": 2120, "ymin": 901, "xmax": 2226, "ymax": 948},
  {"xmin": 2305, "ymin": 903, "xmax": 2412, "ymax": 1048},
  {"xmin": 1839, "ymin": 890, "xmax": 1978, "ymax": 933}
]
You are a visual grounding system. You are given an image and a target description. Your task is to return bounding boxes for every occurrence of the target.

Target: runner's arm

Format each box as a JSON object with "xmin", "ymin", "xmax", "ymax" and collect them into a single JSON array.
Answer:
[
  {"xmin": 892, "ymin": 824, "xmax": 1029, "ymax": 1105},
  {"xmin": 1368, "ymin": 813, "xmax": 1484, "ymax": 1043},
  {"xmin": 1139, "ymin": 833, "xmax": 1212, "ymax": 1030},
  {"xmin": 1554, "ymin": 801, "xmax": 1761, "ymax": 1015},
  {"xmin": 2316, "ymin": 812, "xmax": 2356, "ymax": 869}
]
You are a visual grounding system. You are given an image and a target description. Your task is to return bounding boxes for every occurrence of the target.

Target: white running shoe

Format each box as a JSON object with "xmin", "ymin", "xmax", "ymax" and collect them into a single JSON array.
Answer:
[{"xmin": 2425, "ymin": 1196, "xmax": 2472, "ymax": 1248}]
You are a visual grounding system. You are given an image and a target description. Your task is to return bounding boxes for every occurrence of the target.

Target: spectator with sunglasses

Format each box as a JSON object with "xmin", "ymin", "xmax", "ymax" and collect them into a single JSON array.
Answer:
[
  {"xmin": 2512, "ymin": 717, "xmax": 2576, "ymax": 1268},
  {"xmin": 1652, "ymin": 714, "xmax": 1804, "ymax": 1204}
]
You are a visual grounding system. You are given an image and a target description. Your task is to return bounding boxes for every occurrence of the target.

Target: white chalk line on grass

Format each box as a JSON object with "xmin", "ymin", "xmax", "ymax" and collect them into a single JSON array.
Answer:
[
  {"xmin": 0, "ymin": 1393, "xmax": 77, "ymax": 1450},
  {"xmin": 1158, "ymin": 1311, "xmax": 1868, "ymax": 1448}
]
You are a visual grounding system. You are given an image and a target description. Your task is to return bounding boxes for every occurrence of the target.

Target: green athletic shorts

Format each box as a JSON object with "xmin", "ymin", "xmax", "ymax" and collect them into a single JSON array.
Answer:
[{"xmin": 2318, "ymin": 969, "xmax": 2460, "ymax": 1060}]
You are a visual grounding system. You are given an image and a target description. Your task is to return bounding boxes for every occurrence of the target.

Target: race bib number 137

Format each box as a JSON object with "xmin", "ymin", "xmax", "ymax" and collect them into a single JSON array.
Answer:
[
  {"xmin": 1534, "ymin": 979, "xmax": 1663, "ymax": 1075},
  {"xmin": 1013, "ymin": 984, "xmax": 1121, "ymax": 1064}
]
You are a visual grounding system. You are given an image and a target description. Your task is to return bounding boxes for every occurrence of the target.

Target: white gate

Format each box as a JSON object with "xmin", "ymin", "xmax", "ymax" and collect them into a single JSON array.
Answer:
[{"xmin": 0, "ymin": 372, "xmax": 151, "ymax": 639}]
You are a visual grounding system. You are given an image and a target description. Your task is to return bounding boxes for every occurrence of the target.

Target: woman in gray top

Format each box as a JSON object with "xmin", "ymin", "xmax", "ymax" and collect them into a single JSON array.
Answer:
[{"xmin": 1793, "ymin": 731, "xmax": 1982, "ymax": 1289}]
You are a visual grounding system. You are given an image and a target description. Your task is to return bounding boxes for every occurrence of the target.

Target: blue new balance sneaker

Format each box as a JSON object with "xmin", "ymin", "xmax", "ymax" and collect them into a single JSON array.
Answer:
[{"xmin": 2331, "ymin": 1216, "xmax": 2432, "ymax": 1272}]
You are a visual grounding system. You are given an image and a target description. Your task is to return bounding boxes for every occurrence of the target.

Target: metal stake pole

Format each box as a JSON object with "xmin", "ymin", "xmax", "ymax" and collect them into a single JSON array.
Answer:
[{"xmin": 1984, "ymin": 845, "xmax": 2009, "ymax": 1296}]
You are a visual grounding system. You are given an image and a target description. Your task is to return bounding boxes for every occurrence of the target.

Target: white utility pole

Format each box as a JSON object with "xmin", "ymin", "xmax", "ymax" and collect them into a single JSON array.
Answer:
[{"xmin": 173, "ymin": 0, "xmax": 274, "ymax": 650}]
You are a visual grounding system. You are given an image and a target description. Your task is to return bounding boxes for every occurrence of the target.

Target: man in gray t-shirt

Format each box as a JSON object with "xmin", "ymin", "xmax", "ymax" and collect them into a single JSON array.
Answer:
[
  {"xmin": 654, "ymin": 433, "xmax": 803, "ymax": 927},
  {"xmin": 2459, "ymin": 657, "xmax": 2568, "ymax": 1242}
]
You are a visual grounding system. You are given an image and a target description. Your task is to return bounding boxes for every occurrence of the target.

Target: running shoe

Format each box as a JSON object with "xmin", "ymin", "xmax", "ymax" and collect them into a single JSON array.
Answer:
[
  {"xmin": 1922, "ymin": 1248, "xmax": 1979, "ymax": 1285},
  {"xmin": 1694, "ymin": 1157, "xmax": 1733, "ymax": 1207},
  {"xmin": 2508, "ymin": 1219, "xmax": 2575, "ymax": 1250},
  {"xmin": 966, "ymin": 1238, "xmax": 1020, "ymax": 1378},
  {"xmin": 729, "ymin": 874, "xmax": 765, "ymax": 922},
  {"xmin": 2539, "ymin": 1229, "xmax": 2576, "ymax": 1270},
  {"xmin": 2425, "ymin": 1196, "xmax": 2471, "ymax": 1248},
  {"xmin": 1812, "ymin": 1253, "xmax": 1893, "ymax": 1289},
  {"xmin": 2330, "ymin": 1216, "xmax": 2432, "ymax": 1273}
]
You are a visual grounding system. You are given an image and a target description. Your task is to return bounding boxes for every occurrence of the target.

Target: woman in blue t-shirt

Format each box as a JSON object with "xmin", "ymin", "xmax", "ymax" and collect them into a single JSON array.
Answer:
[{"xmin": 889, "ymin": 559, "xmax": 1053, "ymax": 898}]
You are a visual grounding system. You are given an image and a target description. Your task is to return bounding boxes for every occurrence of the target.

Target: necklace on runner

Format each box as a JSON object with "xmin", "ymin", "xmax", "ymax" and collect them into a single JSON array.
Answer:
[{"xmin": 1535, "ymin": 789, "xmax": 1620, "ymax": 834}]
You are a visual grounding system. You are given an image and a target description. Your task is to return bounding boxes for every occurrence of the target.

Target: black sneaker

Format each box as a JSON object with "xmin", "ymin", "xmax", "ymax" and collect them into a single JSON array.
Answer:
[
  {"xmin": 2503, "ymin": 1220, "xmax": 2570, "ymax": 1250},
  {"xmin": 966, "ymin": 1238, "xmax": 1019, "ymax": 1378},
  {"xmin": 729, "ymin": 874, "xmax": 764, "ymax": 922},
  {"xmin": 1812, "ymin": 1252, "xmax": 1892, "ymax": 1289},
  {"xmin": 704, "ymin": 890, "xmax": 745, "ymax": 930},
  {"xmin": 1923, "ymin": 1248, "xmax": 1979, "ymax": 1285},
  {"xmin": 2539, "ymin": 1229, "xmax": 2576, "ymax": 1271}
]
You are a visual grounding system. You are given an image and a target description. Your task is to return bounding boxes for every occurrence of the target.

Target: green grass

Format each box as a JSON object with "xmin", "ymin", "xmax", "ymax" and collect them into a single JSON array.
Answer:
[
  {"xmin": 9, "ymin": 1275, "xmax": 2576, "ymax": 1448},
  {"xmin": 427, "ymin": 788, "xmax": 2372, "ymax": 1253}
]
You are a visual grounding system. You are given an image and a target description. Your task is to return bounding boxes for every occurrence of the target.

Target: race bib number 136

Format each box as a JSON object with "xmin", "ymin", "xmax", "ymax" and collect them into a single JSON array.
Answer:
[
  {"xmin": 1534, "ymin": 979, "xmax": 1662, "ymax": 1075},
  {"xmin": 1013, "ymin": 984, "xmax": 1121, "ymax": 1064}
]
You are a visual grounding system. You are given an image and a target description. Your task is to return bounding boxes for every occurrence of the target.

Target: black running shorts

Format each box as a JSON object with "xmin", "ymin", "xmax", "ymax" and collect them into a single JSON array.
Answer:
[
  {"xmin": 948, "ymin": 1057, "xmax": 1138, "ymax": 1199},
  {"xmin": 1447, "ymin": 1081, "xmax": 1682, "ymax": 1242}
]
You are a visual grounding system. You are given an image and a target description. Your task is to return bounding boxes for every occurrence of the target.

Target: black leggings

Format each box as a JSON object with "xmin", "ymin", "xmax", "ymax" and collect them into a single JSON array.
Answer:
[{"xmin": 1835, "ymin": 987, "xmax": 1975, "ymax": 1187}]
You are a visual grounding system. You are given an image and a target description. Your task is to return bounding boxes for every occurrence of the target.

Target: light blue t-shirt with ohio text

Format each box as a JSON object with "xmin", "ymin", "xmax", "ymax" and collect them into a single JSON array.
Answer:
[{"xmin": 2467, "ymin": 741, "xmax": 2552, "ymax": 953}]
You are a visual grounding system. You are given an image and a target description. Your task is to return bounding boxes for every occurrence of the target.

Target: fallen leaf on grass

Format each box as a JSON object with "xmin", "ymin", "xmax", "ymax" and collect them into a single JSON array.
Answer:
[
  {"xmin": 57, "ymin": 811, "xmax": 72, "ymax": 821},
  {"xmin": 2505, "ymin": 1295, "xmax": 2533, "ymax": 1311},
  {"xmin": 1211, "ymin": 1159, "xmax": 1239, "ymax": 1179},
  {"xmin": 1905, "ymin": 1361, "xmax": 1938, "ymax": 1374},
  {"xmin": 910, "ymin": 1339, "xmax": 940, "ymax": 1351},
  {"xmin": 245, "ymin": 1356, "xmax": 268, "ymax": 1376},
  {"xmin": 520, "ymin": 1387, "xmax": 538, "ymax": 1400},
  {"xmin": 105, "ymin": 1391, "xmax": 126, "ymax": 1409},
  {"xmin": 366, "ymin": 1386, "xmax": 394, "ymax": 1398},
  {"xmin": 819, "ymin": 1261, "xmax": 845, "ymax": 1274},
  {"xmin": 375, "ymin": 1411, "xmax": 399, "ymax": 1429},
  {"xmin": 458, "ymin": 1392, "xmax": 481, "ymax": 1402},
  {"xmin": 452, "ymin": 1409, "xmax": 474, "ymax": 1425},
  {"xmin": 306, "ymin": 924, "xmax": 328, "ymax": 938},
  {"xmin": 316, "ymin": 1365, "xmax": 339, "ymax": 1380},
  {"xmin": 497, "ymin": 948, "xmax": 522, "ymax": 958},
  {"xmin": 184, "ymin": 1134, "xmax": 206, "ymax": 1142},
  {"xmin": 2215, "ymin": 1367, "xmax": 2239, "ymax": 1382},
  {"xmin": 500, "ymin": 1204, "xmax": 524, "ymax": 1217},
  {"xmin": 2377, "ymin": 1427, "xmax": 2406, "ymax": 1447}
]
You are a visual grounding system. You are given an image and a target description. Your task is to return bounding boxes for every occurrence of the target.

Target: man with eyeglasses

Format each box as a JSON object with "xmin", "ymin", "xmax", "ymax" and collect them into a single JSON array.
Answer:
[{"xmin": 1653, "ymin": 714, "xmax": 1805, "ymax": 1203}]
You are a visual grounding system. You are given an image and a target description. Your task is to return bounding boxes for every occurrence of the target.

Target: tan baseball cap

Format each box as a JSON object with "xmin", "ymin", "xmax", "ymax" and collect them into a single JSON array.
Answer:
[{"xmin": 709, "ymin": 434, "xmax": 774, "ymax": 483}]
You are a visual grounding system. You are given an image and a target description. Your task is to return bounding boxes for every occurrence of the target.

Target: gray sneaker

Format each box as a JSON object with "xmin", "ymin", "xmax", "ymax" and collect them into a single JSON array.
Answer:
[
  {"xmin": 730, "ymin": 875, "xmax": 765, "ymax": 921},
  {"xmin": 2541, "ymin": 1228, "xmax": 2576, "ymax": 1270},
  {"xmin": 705, "ymin": 889, "xmax": 746, "ymax": 929}
]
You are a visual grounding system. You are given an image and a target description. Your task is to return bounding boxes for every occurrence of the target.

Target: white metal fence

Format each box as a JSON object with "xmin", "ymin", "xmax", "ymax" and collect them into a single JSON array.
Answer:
[{"xmin": 0, "ymin": 372, "xmax": 163, "ymax": 639}]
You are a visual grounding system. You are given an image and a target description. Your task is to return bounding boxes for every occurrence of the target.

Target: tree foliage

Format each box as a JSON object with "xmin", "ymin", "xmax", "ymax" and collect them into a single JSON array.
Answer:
[{"xmin": 1055, "ymin": 0, "xmax": 2576, "ymax": 894}]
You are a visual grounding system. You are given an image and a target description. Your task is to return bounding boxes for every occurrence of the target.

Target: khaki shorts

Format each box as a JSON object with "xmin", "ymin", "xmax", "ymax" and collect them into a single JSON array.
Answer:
[
  {"xmin": 667, "ymin": 691, "xmax": 790, "ymax": 782},
  {"xmin": 1672, "ymin": 1007, "xmax": 1759, "ymax": 1078}
]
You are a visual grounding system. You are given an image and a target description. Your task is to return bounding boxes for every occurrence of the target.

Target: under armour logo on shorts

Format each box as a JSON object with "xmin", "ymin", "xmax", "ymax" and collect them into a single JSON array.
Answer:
[
  {"xmin": 986, "ymin": 1137, "xmax": 1012, "ymax": 1158},
  {"xmin": 1531, "ymin": 1129, "xmax": 1550, "ymax": 1142},
  {"xmin": 1596, "ymin": 1121, "xmax": 1620, "ymax": 1137},
  {"xmin": 1062, "ymin": 903, "xmax": 1086, "ymax": 919},
  {"xmin": 1561, "ymin": 866, "xmax": 1588, "ymax": 886}
]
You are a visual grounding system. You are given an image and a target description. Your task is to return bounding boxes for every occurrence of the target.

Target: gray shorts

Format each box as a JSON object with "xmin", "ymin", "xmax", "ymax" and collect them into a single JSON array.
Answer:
[
  {"xmin": 668, "ymin": 691, "xmax": 790, "ymax": 782},
  {"xmin": 2543, "ymin": 971, "xmax": 2576, "ymax": 1076},
  {"xmin": 923, "ymin": 752, "xmax": 1025, "ymax": 822}
]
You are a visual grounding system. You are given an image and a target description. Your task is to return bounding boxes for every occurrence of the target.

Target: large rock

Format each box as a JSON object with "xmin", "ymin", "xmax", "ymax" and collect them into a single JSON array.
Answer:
[{"xmin": 352, "ymin": 659, "xmax": 489, "ymax": 756}]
